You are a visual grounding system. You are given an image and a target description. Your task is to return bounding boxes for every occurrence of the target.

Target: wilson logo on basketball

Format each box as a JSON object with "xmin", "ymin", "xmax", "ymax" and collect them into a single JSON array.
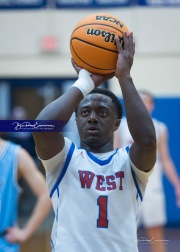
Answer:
[
  {"xmin": 96, "ymin": 15, "xmax": 124, "ymax": 28},
  {"xmin": 70, "ymin": 13, "xmax": 129, "ymax": 74},
  {"xmin": 86, "ymin": 28, "xmax": 123, "ymax": 45}
]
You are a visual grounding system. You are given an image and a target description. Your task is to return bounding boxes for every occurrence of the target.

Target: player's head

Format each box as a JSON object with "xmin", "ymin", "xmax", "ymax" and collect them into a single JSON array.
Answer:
[
  {"xmin": 138, "ymin": 90, "xmax": 154, "ymax": 114},
  {"xmin": 75, "ymin": 88, "xmax": 123, "ymax": 149},
  {"xmin": 75, "ymin": 88, "xmax": 123, "ymax": 119}
]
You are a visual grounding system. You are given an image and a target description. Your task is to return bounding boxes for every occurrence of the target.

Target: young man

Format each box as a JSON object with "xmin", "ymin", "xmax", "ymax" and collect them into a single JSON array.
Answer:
[
  {"xmin": 0, "ymin": 137, "xmax": 52, "ymax": 252},
  {"xmin": 114, "ymin": 90, "xmax": 180, "ymax": 252},
  {"xmin": 33, "ymin": 32, "xmax": 156, "ymax": 252}
]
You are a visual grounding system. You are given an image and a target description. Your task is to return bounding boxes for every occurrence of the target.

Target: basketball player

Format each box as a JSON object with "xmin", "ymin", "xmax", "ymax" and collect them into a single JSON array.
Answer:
[
  {"xmin": 33, "ymin": 32, "xmax": 157, "ymax": 252},
  {"xmin": 114, "ymin": 90, "xmax": 180, "ymax": 252},
  {"xmin": 0, "ymin": 137, "xmax": 52, "ymax": 252}
]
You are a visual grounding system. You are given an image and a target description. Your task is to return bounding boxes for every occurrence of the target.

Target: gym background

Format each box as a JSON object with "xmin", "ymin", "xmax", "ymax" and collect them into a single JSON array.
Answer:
[{"xmin": 0, "ymin": 1, "xmax": 180, "ymax": 252}]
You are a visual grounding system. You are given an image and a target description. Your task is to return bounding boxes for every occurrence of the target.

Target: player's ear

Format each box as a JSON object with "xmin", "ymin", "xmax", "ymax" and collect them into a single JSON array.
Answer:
[{"xmin": 113, "ymin": 119, "xmax": 121, "ymax": 132}]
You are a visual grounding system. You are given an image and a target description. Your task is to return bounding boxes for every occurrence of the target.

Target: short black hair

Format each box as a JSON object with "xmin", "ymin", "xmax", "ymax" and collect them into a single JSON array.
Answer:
[{"xmin": 75, "ymin": 88, "xmax": 123, "ymax": 119}]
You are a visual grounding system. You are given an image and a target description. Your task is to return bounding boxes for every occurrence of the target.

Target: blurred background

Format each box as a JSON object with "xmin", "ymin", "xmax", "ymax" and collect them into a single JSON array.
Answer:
[{"xmin": 0, "ymin": 0, "xmax": 180, "ymax": 252}]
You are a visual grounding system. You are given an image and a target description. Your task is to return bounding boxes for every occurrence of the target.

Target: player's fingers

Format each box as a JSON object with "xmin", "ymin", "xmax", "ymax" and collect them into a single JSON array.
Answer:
[
  {"xmin": 123, "ymin": 31, "xmax": 130, "ymax": 51},
  {"xmin": 71, "ymin": 58, "xmax": 81, "ymax": 73},
  {"xmin": 100, "ymin": 72, "xmax": 114, "ymax": 82},
  {"xmin": 115, "ymin": 36, "xmax": 123, "ymax": 53},
  {"xmin": 106, "ymin": 72, "xmax": 115, "ymax": 79},
  {"xmin": 129, "ymin": 32, "xmax": 135, "ymax": 56},
  {"xmin": 91, "ymin": 72, "xmax": 114, "ymax": 86},
  {"xmin": 71, "ymin": 57, "xmax": 75, "ymax": 66},
  {"xmin": 133, "ymin": 41, "xmax": 135, "ymax": 56}
]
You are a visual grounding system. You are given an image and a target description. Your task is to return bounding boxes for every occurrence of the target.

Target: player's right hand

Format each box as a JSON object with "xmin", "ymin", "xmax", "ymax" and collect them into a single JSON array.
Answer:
[{"xmin": 71, "ymin": 58, "xmax": 114, "ymax": 88}]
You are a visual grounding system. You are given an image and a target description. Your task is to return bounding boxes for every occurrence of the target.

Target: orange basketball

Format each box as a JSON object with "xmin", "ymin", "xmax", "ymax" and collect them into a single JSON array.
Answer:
[{"xmin": 70, "ymin": 13, "xmax": 129, "ymax": 74}]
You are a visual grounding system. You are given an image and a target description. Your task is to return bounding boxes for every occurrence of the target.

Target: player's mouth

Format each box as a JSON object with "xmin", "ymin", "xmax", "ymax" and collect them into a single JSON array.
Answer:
[{"xmin": 87, "ymin": 126, "xmax": 100, "ymax": 133}]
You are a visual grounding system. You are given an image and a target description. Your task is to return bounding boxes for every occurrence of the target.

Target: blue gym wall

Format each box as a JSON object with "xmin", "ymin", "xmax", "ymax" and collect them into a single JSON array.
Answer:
[{"xmin": 152, "ymin": 98, "xmax": 180, "ymax": 226}]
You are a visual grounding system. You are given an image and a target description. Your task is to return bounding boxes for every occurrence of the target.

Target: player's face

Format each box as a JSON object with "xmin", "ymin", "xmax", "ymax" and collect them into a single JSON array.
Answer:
[{"xmin": 76, "ymin": 93, "xmax": 119, "ymax": 150}]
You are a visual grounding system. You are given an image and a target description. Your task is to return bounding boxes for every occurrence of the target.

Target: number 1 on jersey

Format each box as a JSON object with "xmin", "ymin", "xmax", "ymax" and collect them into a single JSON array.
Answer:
[{"xmin": 97, "ymin": 196, "xmax": 108, "ymax": 228}]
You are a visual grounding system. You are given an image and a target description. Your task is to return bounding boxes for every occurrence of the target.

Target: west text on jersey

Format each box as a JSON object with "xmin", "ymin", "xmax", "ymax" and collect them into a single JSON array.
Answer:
[{"xmin": 78, "ymin": 170, "xmax": 125, "ymax": 191}]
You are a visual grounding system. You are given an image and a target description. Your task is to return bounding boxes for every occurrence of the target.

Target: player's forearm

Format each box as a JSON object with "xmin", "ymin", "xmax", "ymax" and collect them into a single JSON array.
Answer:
[
  {"xmin": 118, "ymin": 75, "xmax": 156, "ymax": 148},
  {"xmin": 36, "ymin": 69, "xmax": 96, "ymax": 124},
  {"xmin": 36, "ymin": 87, "xmax": 83, "ymax": 122},
  {"xmin": 33, "ymin": 87, "xmax": 83, "ymax": 154},
  {"xmin": 22, "ymin": 194, "xmax": 51, "ymax": 240}
]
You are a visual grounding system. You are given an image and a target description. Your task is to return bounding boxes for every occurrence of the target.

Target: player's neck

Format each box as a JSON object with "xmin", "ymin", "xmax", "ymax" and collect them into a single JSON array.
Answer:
[{"xmin": 80, "ymin": 141, "xmax": 114, "ymax": 153}]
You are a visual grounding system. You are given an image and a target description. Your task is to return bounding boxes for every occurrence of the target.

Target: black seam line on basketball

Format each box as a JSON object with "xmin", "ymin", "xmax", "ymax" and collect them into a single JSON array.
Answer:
[
  {"xmin": 73, "ymin": 23, "xmax": 123, "ymax": 35},
  {"xmin": 71, "ymin": 44, "xmax": 115, "ymax": 71},
  {"xmin": 71, "ymin": 38, "xmax": 118, "ymax": 54}
]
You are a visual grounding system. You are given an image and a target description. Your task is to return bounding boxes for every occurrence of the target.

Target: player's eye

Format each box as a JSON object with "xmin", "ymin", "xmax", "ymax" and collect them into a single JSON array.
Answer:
[
  {"xmin": 81, "ymin": 110, "xmax": 89, "ymax": 116},
  {"xmin": 99, "ymin": 110, "xmax": 107, "ymax": 116}
]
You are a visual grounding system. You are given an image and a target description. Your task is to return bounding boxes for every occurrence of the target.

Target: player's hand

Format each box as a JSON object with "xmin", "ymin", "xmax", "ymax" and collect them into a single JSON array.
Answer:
[
  {"xmin": 5, "ymin": 226, "xmax": 28, "ymax": 244},
  {"xmin": 71, "ymin": 58, "xmax": 114, "ymax": 88},
  {"xmin": 115, "ymin": 32, "xmax": 135, "ymax": 80},
  {"xmin": 71, "ymin": 58, "xmax": 81, "ymax": 74}
]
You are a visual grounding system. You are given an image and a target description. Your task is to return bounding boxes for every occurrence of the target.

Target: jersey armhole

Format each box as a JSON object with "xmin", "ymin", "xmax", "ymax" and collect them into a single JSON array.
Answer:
[{"xmin": 49, "ymin": 142, "xmax": 75, "ymax": 198}]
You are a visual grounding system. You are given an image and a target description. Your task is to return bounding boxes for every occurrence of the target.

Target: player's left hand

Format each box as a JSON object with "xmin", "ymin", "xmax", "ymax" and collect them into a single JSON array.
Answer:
[
  {"xmin": 5, "ymin": 226, "xmax": 28, "ymax": 243},
  {"xmin": 115, "ymin": 31, "xmax": 135, "ymax": 80}
]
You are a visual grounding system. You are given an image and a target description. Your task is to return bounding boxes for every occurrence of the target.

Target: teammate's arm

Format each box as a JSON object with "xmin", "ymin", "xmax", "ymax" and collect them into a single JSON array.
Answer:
[
  {"xmin": 5, "ymin": 148, "xmax": 52, "ymax": 244},
  {"xmin": 115, "ymin": 33, "xmax": 156, "ymax": 172},
  {"xmin": 159, "ymin": 126, "xmax": 180, "ymax": 206}
]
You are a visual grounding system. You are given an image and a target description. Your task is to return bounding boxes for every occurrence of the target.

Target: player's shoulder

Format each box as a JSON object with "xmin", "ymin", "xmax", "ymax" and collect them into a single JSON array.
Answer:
[
  {"xmin": 116, "ymin": 145, "xmax": 131, "ymax": 160},
  {"xmin": 64, "ymin": 137, "xmax": 78, "ymax": 152},
  {"xmin": 121, "ymin": 116, "xmax": 127, "ymax": 124}
]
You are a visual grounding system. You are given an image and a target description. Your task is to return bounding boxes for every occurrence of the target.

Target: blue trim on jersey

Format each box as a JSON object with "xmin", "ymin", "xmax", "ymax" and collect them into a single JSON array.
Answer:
[
  {"xmin": 125, "ymin": 146, "xmax": 130, "ymax": 153},
  {"xmin": 50, "ymin": 239, "xmax": 55, "ymax": 251},
  {"xmin": 86, "ymin": 149, "xmax": 118, "ymax": 166},
  {"xmin": 50, "ymin": 143, "xmax": 75, "ymax": 198},
  {"xmin": 57, "ymin": 187, "xmax": 59, "ymax": 198},
  {"xmin": 56, "ymin": 207, "xmax": 58, "ymax": 222},
  {"xmin": 131, "ymin": 168, "xmax": 143, "ymax": 201}
]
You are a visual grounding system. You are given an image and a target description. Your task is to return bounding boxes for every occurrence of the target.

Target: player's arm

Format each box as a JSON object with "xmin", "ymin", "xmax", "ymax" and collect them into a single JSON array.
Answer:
[
  {"xmin": 6, "ymin": 148, "xmax": 52, "ymax": 244},
  {"xmin": 115, "ymin": 32, "xmax": 156, "ymax": 172},
  {"xmin": 33, "ymin": 62, "xmax": 114, "ymax": 160},
  {"xmin": 158, "ymin": 126, "xmax": 180, "ymax": 206}
]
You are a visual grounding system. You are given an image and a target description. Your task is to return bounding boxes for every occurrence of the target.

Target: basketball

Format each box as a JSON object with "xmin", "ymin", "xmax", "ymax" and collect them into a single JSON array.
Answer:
[{"xmin": 70, "ymin": 13, "xmax": 129, "ymax": 74}]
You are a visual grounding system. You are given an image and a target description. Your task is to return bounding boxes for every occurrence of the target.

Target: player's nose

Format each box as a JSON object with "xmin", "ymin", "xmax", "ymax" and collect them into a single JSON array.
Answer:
[{"xmin": 88, "ymin": 111, "xmax": 98, "ymax": 123}]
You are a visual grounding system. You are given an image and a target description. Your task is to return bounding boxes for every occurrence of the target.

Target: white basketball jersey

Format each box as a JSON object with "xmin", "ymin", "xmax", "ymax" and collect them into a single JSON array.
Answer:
[
  {"xmin": 117, "ymin": 117, "xmax": 166, "ymax": 194},
  {"xmin": 46, "ymin": 139, "xmax": 147, "ymax": 252}
]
